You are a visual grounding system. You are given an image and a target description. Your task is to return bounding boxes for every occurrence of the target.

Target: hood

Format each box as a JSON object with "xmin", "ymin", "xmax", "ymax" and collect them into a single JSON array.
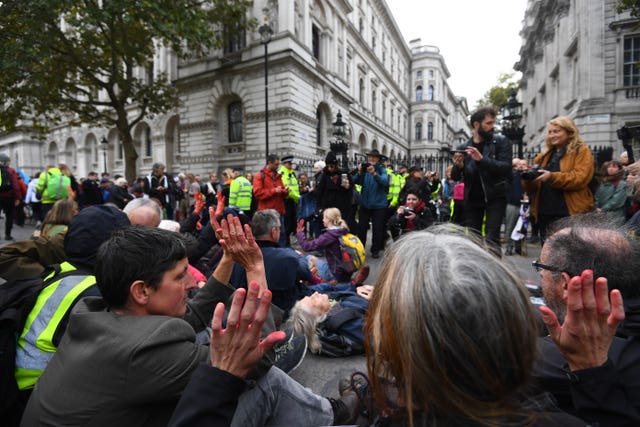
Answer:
[{"xmin": 64, "ymin": 205, "xmax": 130, "ymax": 270}]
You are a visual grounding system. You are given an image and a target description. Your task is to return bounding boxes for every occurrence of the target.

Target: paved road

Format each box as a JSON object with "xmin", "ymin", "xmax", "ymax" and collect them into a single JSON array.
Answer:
[{"xmin": 0, "ymin": 218, "xmax": 543, "ymax": 398}]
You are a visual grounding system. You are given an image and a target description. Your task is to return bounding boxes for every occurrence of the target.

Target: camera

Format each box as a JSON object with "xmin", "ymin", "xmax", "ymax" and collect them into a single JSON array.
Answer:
[
  {"xmin": 402, "ymin": 207, "xmax": 415, "ymax": 217},
  {"xmin": 360, "ymin": 162, "xmax": 371, "ymax": 171},
  {"xmin": 521, "ymin": 165, "xmax": 542, "ymax": 181}
]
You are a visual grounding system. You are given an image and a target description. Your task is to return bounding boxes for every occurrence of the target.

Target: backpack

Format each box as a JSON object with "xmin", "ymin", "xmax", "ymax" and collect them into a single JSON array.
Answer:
[
  {"xmin": 336, "ymin": 233, "xmax": 366, "ymax": 274},
  {"xmin": 318, "ymin": 305, "xmax": 366, "ymax": 357},
  {"xmin": 0, "ymin": 266, "xmax": 78, "ymax": 424},
  {"xmin": 0, "ymin": 166, "xmax": 12, "ymax": 192}
]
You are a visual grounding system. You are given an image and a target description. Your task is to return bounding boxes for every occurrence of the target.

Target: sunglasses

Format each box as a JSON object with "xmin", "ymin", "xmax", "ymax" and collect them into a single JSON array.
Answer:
[{"xmin": 532, "ymin": 259, "xmax": 563, "ymax": 274}]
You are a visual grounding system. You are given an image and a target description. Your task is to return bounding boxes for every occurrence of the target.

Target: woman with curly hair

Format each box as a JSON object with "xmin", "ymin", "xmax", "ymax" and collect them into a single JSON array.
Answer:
[{"xmin": 522, "ymin": 116, "xmax": 594, "ymax": 242}]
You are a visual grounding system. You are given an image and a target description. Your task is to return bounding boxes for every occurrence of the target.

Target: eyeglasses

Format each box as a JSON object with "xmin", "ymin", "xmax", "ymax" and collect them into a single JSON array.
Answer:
[{"xmin": 532, "ymin": 259, "xmax": 563, "ymax": 274}]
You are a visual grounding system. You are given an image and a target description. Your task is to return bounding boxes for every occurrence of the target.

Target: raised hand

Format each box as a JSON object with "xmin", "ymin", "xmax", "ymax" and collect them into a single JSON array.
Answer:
[
  {"xmin": 209, "ymin": 282, "xmax": 285, "ymax": 379},
  {"xmin": 539, "ymin": 270, "xmax": 625, "ymax": 371},
  {"xmin": 296, "ymin": 218, "xmax": 305, "ymax": 233}
]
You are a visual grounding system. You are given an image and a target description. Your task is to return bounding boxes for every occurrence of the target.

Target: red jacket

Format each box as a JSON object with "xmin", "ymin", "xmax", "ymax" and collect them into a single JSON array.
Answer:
[
  {"xmin": 0, "ymin": 167, "xmax": 21, "ymax": 200},
  {"xmin": 252, "ymin": 166, "xmax": 288, "ymax": 214}
]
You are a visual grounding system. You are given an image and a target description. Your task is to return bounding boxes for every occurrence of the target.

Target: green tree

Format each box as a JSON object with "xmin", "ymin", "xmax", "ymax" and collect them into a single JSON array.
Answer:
[
  {"xmin": 617, "ymin": 0, "xmax": 640, "ymax": 18},
  {"xmin": 0, "ymin": 0, "xmax": 254, "ymax": 182},
  {"xmin": 475, "ymin": 72, "xmax": 520, "ymax": 111}
]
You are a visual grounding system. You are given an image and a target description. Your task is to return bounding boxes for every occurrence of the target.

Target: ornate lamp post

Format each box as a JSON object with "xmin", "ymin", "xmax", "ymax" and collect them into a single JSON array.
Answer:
[
  {"xmin": 331, "ymin": 111, "xmax": 349, "ymax": 170},
  {"xmin": 100, "ymin": 136, "xmax": 109, "ymax": 175},
  {"xmin": 259, "ymin": 9, "xmax": 274, "ymax": 160},
  {"xmin": 502, "ymin": 90, "xmax": 526, "ymax": 158}
]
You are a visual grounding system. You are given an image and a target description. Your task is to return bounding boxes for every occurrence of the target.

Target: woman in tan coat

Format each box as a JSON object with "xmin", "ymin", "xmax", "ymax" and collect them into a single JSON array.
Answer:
[{"xmin": 522, "ymin": 116, "xmax": 594, "ymax": 242}]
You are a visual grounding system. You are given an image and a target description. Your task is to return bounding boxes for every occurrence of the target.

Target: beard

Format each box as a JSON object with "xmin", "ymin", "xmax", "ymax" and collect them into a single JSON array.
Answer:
[{"xmin": 478, "ymin": 127, "xmax": 494, "ymax": 141}]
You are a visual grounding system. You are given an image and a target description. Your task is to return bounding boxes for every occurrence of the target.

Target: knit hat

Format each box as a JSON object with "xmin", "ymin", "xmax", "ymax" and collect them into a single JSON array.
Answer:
[{"xmin": 325, "ymin": 151, "xmax": 338, "ymax": 165}]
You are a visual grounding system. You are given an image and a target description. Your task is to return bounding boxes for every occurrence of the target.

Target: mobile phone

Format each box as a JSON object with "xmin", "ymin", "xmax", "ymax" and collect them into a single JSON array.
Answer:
[
  {"xmin": 341, "ymin": 173, "xmax": 348, "ymax": 185},
  {"xmin": 451, "ymin": 150, "xmax": 467, "ymax": 154}
]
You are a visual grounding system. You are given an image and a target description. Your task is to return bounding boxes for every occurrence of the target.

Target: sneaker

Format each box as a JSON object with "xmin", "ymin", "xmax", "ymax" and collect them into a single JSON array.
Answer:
[
  {"xmin": 352, "ymin": 265, "xmax": 370, "ymax": 285},
  {"xmin": 273, "ymin": 334, "xmax": 307, "ymax": 374}
]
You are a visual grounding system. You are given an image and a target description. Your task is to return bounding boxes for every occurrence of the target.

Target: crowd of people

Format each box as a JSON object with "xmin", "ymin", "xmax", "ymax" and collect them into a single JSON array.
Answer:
[{"xmin": 1, "ymin": 105, "xmax": 640, "ymax": 426}]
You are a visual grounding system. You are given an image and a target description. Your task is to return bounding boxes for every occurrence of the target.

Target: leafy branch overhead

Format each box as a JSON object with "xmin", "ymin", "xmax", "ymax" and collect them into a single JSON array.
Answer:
[{"xmin": 0, "ymin": 0, "xmax": 255, "ymax": 134}]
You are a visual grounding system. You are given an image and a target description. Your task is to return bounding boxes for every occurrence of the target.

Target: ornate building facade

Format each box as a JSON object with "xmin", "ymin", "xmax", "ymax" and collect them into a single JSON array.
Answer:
[
  {"xmin": 515, "ymin": 0, "xmax": 640, "ymax": 160},
  {"xmin": 1, "ymin": 0, "xmax": 470, "ymax": 179}
]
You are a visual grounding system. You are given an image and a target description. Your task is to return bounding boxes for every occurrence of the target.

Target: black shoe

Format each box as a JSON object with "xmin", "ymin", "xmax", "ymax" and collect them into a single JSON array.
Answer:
[
  {"xmin": 370, "ymin": 252, "xmax": 380, "ymax": 259},
  {"xmin": 273, "ymin": 334, "xmax": 307, "ymax": 374},
  {"xmin": 5, "ymin": 235, "xmax": 14, "ymax": 241}
]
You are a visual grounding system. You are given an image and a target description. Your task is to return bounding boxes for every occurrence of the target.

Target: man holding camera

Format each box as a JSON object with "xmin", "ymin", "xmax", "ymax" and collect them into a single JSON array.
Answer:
[
  {"xmin": 451, "ymin": 106, "xmax": 512, "ymax": 246},
  {"xmin": 352, "ymin": 149, "xmax": 388, "ymax": 258},
  {"xmin": 387, "ymin": 189, "xmax": 434, "ymax": 241}
]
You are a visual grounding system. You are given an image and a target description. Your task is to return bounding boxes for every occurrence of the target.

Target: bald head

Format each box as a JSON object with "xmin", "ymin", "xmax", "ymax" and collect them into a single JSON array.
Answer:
[{"xmin": 123, "ymin": 198, "xmax": 162, "ymax": 227}]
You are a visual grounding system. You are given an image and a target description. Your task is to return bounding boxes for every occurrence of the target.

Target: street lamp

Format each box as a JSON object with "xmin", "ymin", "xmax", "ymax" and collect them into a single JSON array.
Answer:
[
  {"xmin": 100, "ymin": 136, "xmax": 109, "ymax": 175},
  {"xmin": 331, "ymin": 111, "xmax": 349, "ymax": 170},
  {"xmin": 502, "ymin": 90, "xmax": 526, "ymax": 158},
  {"xmin": 259, "ymin": 9, "xmax": 273, "ymax": 161}
]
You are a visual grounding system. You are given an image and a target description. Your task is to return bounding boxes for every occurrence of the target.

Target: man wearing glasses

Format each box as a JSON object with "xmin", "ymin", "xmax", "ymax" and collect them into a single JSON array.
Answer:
[{"xmin": 532, "ymin": 214, "xmax": 640, "ymax": 426}]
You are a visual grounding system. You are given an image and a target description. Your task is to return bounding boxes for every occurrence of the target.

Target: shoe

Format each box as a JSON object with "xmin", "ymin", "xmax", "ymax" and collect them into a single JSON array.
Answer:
[
  {"xmin": 352, "ymin": 265, "xmax": 370, "ymax": 285},
  {"xmin": 273, "ymin": 334, "xmax": 307, "ymax": 374},
  {"xmin": 334, "ymin": 371, "xmax": 373, "ymax": 424},
  {"xmin": 370, "ymin": 252, "xmax": 380, "ymax": 259},
  {"xmin": 5, "ymin": 235, "xmax": 14, "ymax": 241}
]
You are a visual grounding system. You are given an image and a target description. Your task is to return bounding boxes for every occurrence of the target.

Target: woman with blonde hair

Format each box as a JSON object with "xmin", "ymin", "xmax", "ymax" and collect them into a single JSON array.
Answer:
[
  {"xmin": 522, "ymin": 116, "xmax": 594, "ymax": 242},
  {"xmin": 220, "ymin": 168, "xmax": 234, "ymax": 206},
  {"xmin": 32, "ymin": 198, "xmax": 78, "ymax": 238}
]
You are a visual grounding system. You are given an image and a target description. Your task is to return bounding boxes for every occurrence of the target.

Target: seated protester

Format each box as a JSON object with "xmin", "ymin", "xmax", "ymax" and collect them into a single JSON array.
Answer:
[
  {"xmin": 21, "ymin": 216, "xmax": 288, "ymax": 426},
  {"xmin": 295, "ymin": 207, "xmax": 369, "ymax": 284},
  {"xmin": 31, "ymin": 198, "xmax": 78, "ymax": 239},
  {"xmin": 230, "ymin": 209, "xmax": 312, "ymax": 317},
  {"xmin": 386, "ymin": 188, "xmax": 434, "ymax": 241},
  {"xmin": 594, "ymin": 160, "xmax": 627, "ymax": 224},
  {"xmin": 287, "ymin": 283, "xmax": 373, "ymax": 356}
]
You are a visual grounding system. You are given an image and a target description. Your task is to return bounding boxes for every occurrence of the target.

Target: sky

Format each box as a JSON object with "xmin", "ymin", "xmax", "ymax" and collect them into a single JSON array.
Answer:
[{"xmin": 385, "ymin": 0, "xmax": 528, "ymax": 108}]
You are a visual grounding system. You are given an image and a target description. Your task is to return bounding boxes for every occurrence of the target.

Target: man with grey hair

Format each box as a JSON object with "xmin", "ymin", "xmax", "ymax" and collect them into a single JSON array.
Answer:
[
  {"xmin": 122, "ymin": 198, "xmax": 163, "ymax": 227},
  {"xmin": 533, "ymin": 214, "xmax": 640, "ymax": 426},
  {"xmin": 0, "ymin": 153, "xmax": 21, "ymax": 240},
  {"xmin": 230, "ymin": 209, "xmax": 311, "ymax": 316},
  {"xmin": 145, "ymin": 162, "xmax": 176, "ymax": 219}
]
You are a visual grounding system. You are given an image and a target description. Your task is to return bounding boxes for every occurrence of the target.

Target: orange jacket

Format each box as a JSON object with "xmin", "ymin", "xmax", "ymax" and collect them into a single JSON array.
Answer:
[
  {"xmin": 523, "ymin": 145, "xmax": 594, "ymax": 221},
  {"xmin": 252, "ymin": 166, "xmax": 288, "ymax": 214}
]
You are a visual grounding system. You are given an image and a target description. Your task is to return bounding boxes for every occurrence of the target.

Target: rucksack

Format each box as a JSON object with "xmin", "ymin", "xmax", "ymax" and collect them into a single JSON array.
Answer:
[
  {"xmin": 318, "ymin": 305, "xmax": 366, "ymax": 357},
  {"xmin": 336, "ymin": 233, "xmax": 366, "ymax": 274},
  {"xmin": 0, "ymin": 266, "xmax": 77, "ymax": 424},
  {"xmin": 0, "ymin": 166, "xmax": 12, "ymax": 192}
]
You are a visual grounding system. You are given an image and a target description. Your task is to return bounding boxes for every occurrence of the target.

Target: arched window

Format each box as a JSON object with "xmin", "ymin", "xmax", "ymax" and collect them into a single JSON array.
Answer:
[
  {"xmin": 427, "ymin": 122, "xmax": 434, "ymax": 141},
  {"xmin": 228, "ymin": 101, "xmax": 243, "ymax": 143},
  {"xmin": 316, "ymin": 109, "xmax": 322, "ymax": 146},
  {"xmin": 359, "ymin": 79, "xmax": 365, "ymax": 104},
  {"xmin": 415, "ymin": 122, "xmax": 422, "ymax": 141},
  {"xmin": 427, "ymin": 85, "xmax": 434, "ymax": 101},
  {"xmin": 416, "ymin": 85, "xmax": 423, "ymax": 101}
]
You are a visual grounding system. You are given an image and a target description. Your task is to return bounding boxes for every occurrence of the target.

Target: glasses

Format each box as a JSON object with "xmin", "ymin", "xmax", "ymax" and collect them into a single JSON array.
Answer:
[{"xmin": 532, "ymin": 259, "xmax": 563, "ymax": 274}]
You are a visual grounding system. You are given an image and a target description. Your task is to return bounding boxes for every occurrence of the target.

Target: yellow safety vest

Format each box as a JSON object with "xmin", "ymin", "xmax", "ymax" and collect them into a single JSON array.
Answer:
[
  {"xmin": 15, "ymin": 262, "xmax": 96, "ymax": 390},
  {"xmin": 229, "ymin": 176, "xmax": 252, "ymax": 211}
]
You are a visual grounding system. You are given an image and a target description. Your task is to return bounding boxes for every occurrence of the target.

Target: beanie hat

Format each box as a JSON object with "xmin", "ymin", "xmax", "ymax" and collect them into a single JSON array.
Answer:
[{"xmin": 325, "ymin": 151, "xmax": 338, "ymax": 165}]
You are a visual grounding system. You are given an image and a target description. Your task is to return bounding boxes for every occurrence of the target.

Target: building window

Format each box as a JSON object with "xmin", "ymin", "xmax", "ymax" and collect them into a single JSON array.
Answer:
[
  {"xmin": 416, "ymin": 85, "xmax": 423, "ymax": 101},
  {"xmin": 429, "ymin": 69, "xmax": 434, "ymax": 78},
  {"xmin": 428, "ymin": 85, "xmax": 434, "ymax": 101},
  {"xmin": 359, "ymin": 17, "xmax": 364, "ymax": 33},
  {"xmin": 312, "ymin": 25, "xmax": 320, "ymax": 61},
  {"xmin": 382, "ymin": 100, "xmax": 386, "ymax": 122},
  {"xmin": 415, "ymin": 122, "xmax": 422, "ymax": 140},
  {"xmin": 624, "ymin": 35, "xmax": 640, "ymax": 87},
  {"xmin": 228, "ymin": 102, "xmax": 243, "ymax": 143},
  {"xmin": 223, "ymin": 24, "xmax": 246, "ymax": 54},
  {"xmin": 316, "ymin": 109, "xmax": 322, "ymax": 146},
  {"xmin": 371, "ymin": 90, "xmax": 377, "ymax": 115},
  {"xmin": 145, "ymin": 127, "xmax": 152, "ymax": 156},
  {"xmin": 359, "ymin": 79, "xmax": 365, "ymax": 104},
  {"xmin": 427, "ymin": 122, "xmax": 433, "ymax": 141},
  {"xmin": 416, "ymin": 70, "xmax": 423, "ymax": 80}
]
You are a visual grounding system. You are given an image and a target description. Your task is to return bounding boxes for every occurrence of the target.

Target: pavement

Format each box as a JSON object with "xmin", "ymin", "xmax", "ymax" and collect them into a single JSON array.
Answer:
[{"xmin": 0, "ymin": 217, "xmax": 542, "ymax": 399}]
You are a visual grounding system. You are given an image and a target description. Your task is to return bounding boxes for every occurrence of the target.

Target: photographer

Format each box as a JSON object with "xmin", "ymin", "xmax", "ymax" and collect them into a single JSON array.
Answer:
[{"xmin": 387, "ymin": 188, "xmax": 434, "ymax": 241}]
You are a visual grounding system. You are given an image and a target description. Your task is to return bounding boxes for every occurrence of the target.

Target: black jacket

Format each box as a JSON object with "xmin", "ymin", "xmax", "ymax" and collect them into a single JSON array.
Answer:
[
  {"xmin": 314, "ymin": 167, "xmax": 353, "ymax": 216},
  {"xmin": 451, "ymin": 135, "xmax": 512, "ymax": 203}
]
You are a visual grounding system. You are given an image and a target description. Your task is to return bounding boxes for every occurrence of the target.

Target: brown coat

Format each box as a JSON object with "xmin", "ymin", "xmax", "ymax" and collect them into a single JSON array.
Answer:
[{"xmin": 523, "ymin": 145, "xmax": 595, "ymax": 221}]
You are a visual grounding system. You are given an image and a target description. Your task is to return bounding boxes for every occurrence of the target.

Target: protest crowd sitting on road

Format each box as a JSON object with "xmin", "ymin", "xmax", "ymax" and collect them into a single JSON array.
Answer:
[{"xmin": 3, "ymin": 105, "xmax": 640, "ymax": 426}]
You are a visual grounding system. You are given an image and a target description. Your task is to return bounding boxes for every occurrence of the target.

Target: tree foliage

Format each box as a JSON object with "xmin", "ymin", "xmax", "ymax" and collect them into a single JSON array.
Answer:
[
  {"xmin": 0, "ymin": 0, "xmax": 254, "ymax": 182},
  {"xmin": 475, "ymin": 72, "xmax": 520, "ymax": 111},
  {"xmin": 617, "ymin": 0, "xmax": 640, "ymax": 18}
]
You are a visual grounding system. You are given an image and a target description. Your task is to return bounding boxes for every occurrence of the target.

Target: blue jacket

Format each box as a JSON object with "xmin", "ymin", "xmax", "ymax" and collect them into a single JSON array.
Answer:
[{"xmin": 352, "ymin": 163, "xmax": 389, "ymax": 209}]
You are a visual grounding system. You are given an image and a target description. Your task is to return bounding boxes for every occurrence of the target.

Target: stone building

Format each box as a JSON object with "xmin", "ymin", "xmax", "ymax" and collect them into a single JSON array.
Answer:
[
  {"xmin": 515, "ymin": 0, "xmax": 640, "ymax": 161},
  {"xmin": 0, "ymin": 0, "xmax": 470, "ymax": 179}
]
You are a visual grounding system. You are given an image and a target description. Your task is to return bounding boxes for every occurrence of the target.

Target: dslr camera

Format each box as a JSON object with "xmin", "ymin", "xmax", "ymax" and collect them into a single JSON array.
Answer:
[
  {"xmin": 360, "ymin": 162, "xmax": 371, "ymax": 171},
  {"xmin": 521, "ymin": 165, "xmax": 542, "ymax": 181},
  {"xmin": 402, "ymin": 207, "xmax": 415, "ymax": 217}
]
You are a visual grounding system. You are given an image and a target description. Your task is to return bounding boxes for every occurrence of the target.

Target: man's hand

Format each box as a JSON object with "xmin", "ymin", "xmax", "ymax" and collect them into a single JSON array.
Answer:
[
  {"xmin": 539, "ymin": 270, "xmax": 625, "ymax": 371},
  {"xmin": 366, "ymin": 165, "xmax": 376, "ymax": 175},
  {"xmin": 453, "ymin": 152, "xmax": 464, "ymax": 168},
  {"xmin": 466, "ymin": 146, "xmax": 483, "ymax": 161},
  {"xmin": 534, "ymin": 169, "xmax": 551, "ymax": 183},
  {"xmin": 210, "ymin": 282, "xmax": 285, "ymax": 379},
  {"xmin": 296, "ymin": 219, "xmax": 305, "ymax": 233}
]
